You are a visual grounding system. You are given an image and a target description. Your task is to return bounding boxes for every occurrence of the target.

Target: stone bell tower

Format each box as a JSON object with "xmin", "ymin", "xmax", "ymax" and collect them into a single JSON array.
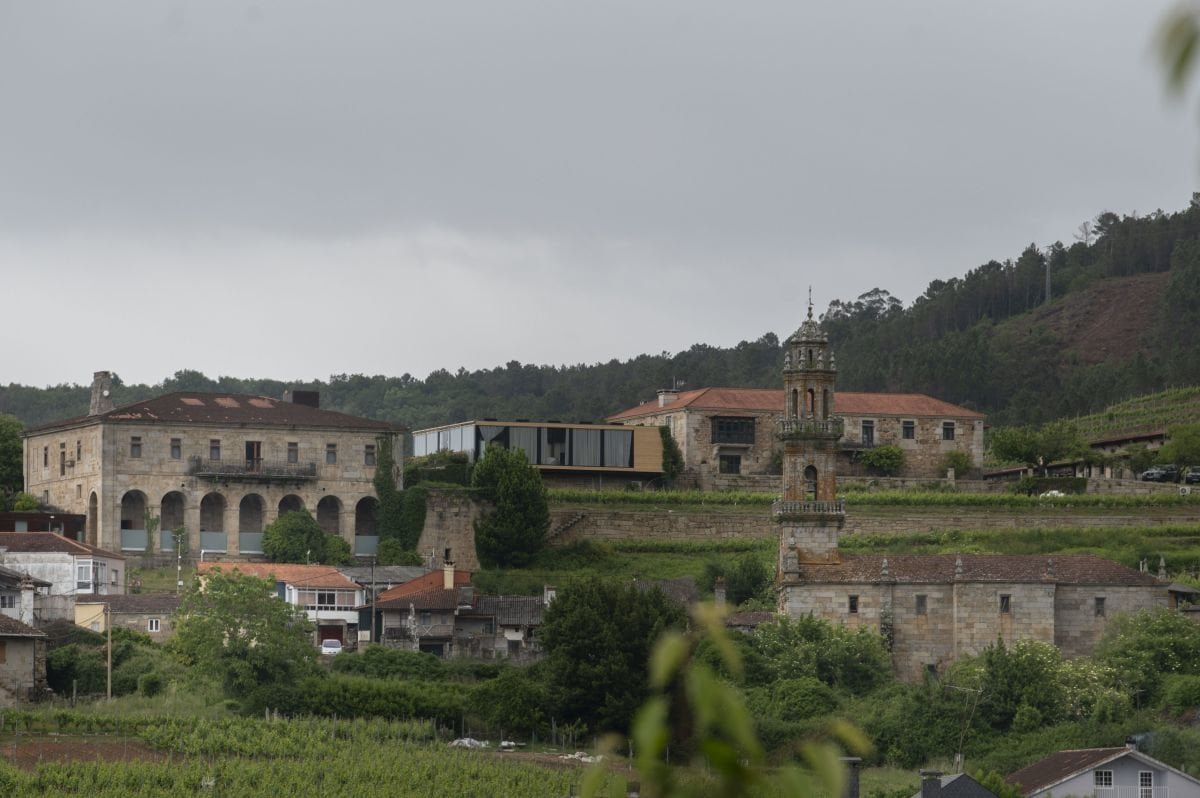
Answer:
[{"xmin": 775, "ymin": 294, "xmax": 845, "ymax": 568}]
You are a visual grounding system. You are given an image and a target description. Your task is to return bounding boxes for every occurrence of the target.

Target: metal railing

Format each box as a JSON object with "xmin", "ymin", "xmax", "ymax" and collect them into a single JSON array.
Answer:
[
  {"xmin": 777, "ymin": 418, "xmax": 844, "ymax": 437},
  {"xmin": 1094, "ymin": 786, "xmax": 1168, "ymax": 798},
  {"xmin": 772, "ymin": 499, "xmax": 845, "ymax": 517},
  {"xmin": 188, "ymin": 456, "xmax": 318, "ymax": 480}
]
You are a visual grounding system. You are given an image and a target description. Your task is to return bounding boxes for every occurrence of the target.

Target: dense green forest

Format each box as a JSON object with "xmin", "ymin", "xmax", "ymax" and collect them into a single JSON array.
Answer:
[{"xmin": 4, "ymin": 197, "xmax": 1200, "ymax": 432}]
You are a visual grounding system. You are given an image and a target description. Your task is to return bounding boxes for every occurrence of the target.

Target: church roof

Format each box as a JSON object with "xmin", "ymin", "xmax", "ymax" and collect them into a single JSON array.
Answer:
[
  {"xmin": 791, "ymin": 554, "xmax": 1161, "ymax": 587},
  {"xmin": 608, "ymin": 388, "xmax": 983, "ymax": 422}
]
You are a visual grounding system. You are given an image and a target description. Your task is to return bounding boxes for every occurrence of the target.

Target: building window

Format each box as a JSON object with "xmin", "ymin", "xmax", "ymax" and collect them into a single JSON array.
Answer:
[
  {"xmin": 848, "ymin": 595, "xmax": 859, "ymax": 614},
  {"xmin": 0, "ymin": 594, "xmax": 14, "ymax": 609},
  {"xmin": 326, "ymin": 444, "xmax": 338, "ymax": 465},
  {"xmin": 915, "ymin": 595, "xmax": 927, "ymax": 615},
  {"xmin": 76, "ymin": 484, "xmax": 82, "ymax": 499},
  {"xmin": 210, "ymin": 439, "xmax": 221, "ymax": 460},
  {"xmin": 1094, "ymin": 771, "xmax": 1113, "ymax": 789},
  {"xmin": 147, "ymin": 618, "xmax": 161, "ymax": 633},
  {"xmin": 170, "ymin": 438, "xmax": 182, "ymax": 459},
  {"xmin": 287, "ymin": 442, "xmax": 299, "ymax": 463},
  {"xmin": 130, "ymin": 436, "xmax": 142, "ymax": 458},
  {"xmin": 861, "ymin": 420, "xmax": 875, "ymax": 446},
  {"xmin": 718, "ymin": 454, "xmax": 742, "ymax": 475},
  {"xmin": 1095, "ymin": 597, "xmax": 1106, "ymax": 617},
  {"xmin": 112, "ymin": 569, "xmax": 119, "ymax": 586},
  {"xmin": 42, "ymin": 490, "xmax": 49, "ymax": 506},
  {"xmin": 0, "ymin": 641, "xmax": 5, "ymax": 665},
  {"xmin": 77, "ymin": 440, "xmax": 81, "ymax": 462},
  {"xmin": 942, "ymin": 422, "xmax": 956, "ymax": 441},
  {"xmin": 999, "ymin": 594, "xmax": 1011, "ymax": 614},
  {"xmin": 1139, "ymin": 772, "xmax": 1153, "ymax": 798},
  {"xmin": 43, "ymin": 446, "xmax": 48, "ymax": 468},
  {"xmin": 902, "ymin": 420, "xmax": 915, "ymax": 440},
  {"xmin": 712, "ymin": 417, "xmax": 755, "ymax": 445},
  {"xmin": 365, "ymin": 444, "xmax": 376, "ymax": 466},
  {"xmin": 60, "ymin": 444, "xmax": 66, "ymax": 476}
]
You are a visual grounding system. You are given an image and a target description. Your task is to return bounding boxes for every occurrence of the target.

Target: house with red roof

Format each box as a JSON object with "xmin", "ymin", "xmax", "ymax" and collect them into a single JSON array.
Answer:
[
  {"xmin": 24, "ymin": 371, "xmax": 403, "ymax": 560},
  {"xmin": 608, "ymin": 385, "xmax": 984, "ymax": 485},
  {"xmin": 197, "ymin": 561, "xmax": 364, "ymax": 645}
]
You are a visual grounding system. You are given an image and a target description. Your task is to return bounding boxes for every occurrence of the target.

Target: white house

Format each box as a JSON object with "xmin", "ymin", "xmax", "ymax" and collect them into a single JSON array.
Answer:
[
  {"xmin": 0, "ymin": 532, "xmax": 125, "ymax": 599},
  {"xmin": 197, "ymin": 561, "xmax": 364, "ymax": 645},
  {"xmin": 1007, "ymin": 743, "xmax": 1200, "ymax": 798}
]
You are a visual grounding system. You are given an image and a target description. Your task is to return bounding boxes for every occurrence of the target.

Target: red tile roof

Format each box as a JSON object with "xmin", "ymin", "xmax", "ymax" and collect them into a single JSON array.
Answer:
[
  {"xmin": 374, "ymin": 569, "xmax": 471, "ymax": 603},
  {"xmin": 607, "ymin": 388, "xmax": 984, "ymax": 421},
  {"xmin": 377, "ymin": 587, "xmax": 461, "ymax": 611},
  {"xmin": 793, "ymin": 554, "xmax": 1161, "ymax": 587},
  {"xmin": 197, "ymin": 561, "xmax": 358, "ymax": 590},
  {"xmin": 76, "ymin": 594, "xmax": 182, "ymax": 614},
  {"xmin": 1006, "ymin": 748, "xmax": 1128, "ymax": 795},
  {"xmin": 28, "ymin": 391, "xmax": 397, "ymax": 434},
  {"xmin": 0, "ymin": 614, "xmax": 45, "ymax": 637},
  {"xmin": 0, "ymin": 532, "xmax": 124, "ymax": 560}
]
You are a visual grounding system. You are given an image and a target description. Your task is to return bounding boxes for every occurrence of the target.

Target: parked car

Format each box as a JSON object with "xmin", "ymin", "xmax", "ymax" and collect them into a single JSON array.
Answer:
[
  {"xmin": 1185, "ymin": 466, "xmax": 1200, "ymax": 485},
  {"xmin": 1141, "ymin": 465, "xmax": 1180, "ymax": 482},
  {"xmin": 320, "ymin": 639, "xmax": 343, "ymax": 656}
]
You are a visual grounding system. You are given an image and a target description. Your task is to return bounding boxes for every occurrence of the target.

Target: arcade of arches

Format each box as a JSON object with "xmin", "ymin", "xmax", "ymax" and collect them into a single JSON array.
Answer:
[{"xmin": 111, "ymin": 488, "xmax": 380, "ymax": 557}]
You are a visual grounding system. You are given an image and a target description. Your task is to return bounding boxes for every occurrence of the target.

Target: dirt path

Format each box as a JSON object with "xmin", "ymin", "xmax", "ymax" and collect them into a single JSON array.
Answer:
[{"xmin": 0, "ymin": 734, "xmax": 165, "ymax": 770}]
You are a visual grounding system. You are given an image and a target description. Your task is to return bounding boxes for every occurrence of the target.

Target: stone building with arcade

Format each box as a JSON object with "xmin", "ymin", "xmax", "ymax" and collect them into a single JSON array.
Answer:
[
  {"xmin": 773, "ymin": 307, "xmax": 1168, "ymax": 680},
  {"xmin": 23, "ymin": 372, "xmax": 401, "ymax": 559}
]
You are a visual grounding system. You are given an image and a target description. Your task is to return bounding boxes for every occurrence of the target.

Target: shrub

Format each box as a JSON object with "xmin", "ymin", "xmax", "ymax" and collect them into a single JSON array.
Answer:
[
  {"xmin": 138, "ymin": 671, "xmax": 166, "ymax": 697},
  {"xmin": 941, "ymin": 450, "xmax": 973, "ymax": 476},
  {"xmin": 860, "ymin": 445, "xmax": 904, "ymax": 476},
  {"xmin": 1162, "ymin": 674, "xmax": 1200, "ymax": 713},
  {"xmin": 746, "ymin": 677, "xmax": 839, "ymax": 721}
]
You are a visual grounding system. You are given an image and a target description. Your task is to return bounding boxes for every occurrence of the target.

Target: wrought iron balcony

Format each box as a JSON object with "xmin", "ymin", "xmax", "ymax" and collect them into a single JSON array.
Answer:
[
  {"xmin": 772, "ymin": 499, "xmax": 846, "ymax": 518},
  {"xmin": 188, "ymin": 456, "xmax": 318, "ymax": 481},
  {"xmin": 777, "ymin": 418, "xmax": 844, "ymax": 439}
]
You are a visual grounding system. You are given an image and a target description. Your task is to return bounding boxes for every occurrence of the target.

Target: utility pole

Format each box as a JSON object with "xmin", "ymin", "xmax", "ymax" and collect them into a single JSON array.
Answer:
[
  {"xmin": 371, "ymin": 555, "xmax": 378, "ymax": 645},
  {"xmin": 174, "ymin": 528, "xmax": 184, "ymax": 596},
  {"xmin": 105, "ymin": 603, "xmax": 112, "ymax": 700}
]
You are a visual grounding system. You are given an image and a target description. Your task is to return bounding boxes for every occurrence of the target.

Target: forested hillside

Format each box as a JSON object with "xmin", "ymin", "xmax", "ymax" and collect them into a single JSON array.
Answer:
[{"xmin": 4, "ymin": 198, "xmax": 1200, "ymax": 432}]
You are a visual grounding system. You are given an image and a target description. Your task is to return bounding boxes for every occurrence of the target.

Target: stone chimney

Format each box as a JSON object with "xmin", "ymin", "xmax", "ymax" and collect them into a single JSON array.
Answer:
[
  {"xmin": 543, "ymin": 585, "xmax": 557, "ymax": 605},
  {"xmin": 657, "ymin": 388, "xmax": 680, "ymax": 408},
  {"xmin": 920, "ymin": 770, "xmax": 943, "ymax": 798},
  {"xmin": 714, "ymin": 576, "xmax": 727, "ymax": 608},
  {"xmin": 89, "ymin": 371, "xmax": 114, "ymax": 416},
  {"xmin": 19, "ymin": 573, "xmax": 36, "ymax": 626},
  {"xmin": 1158, "ymin": 557, "xmax": 1168, "ymax": 581},
  {"xmin": 442, "ymin": 561, "xmax": 455, "ymax": 590},
  {"xmin": 841, "ymin": 757, "xmax": 862, "ymax": 798}
]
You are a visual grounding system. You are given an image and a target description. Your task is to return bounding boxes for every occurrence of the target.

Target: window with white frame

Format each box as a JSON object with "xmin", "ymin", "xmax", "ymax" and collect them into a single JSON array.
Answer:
[
  {"xmin": 0, "ymin": 593, "xmax": 15, "ymax": 609},
  {"xmin": 147, "ymin": 618, "xmax": 161, "ymax": 633},
  {"xmin": 1094, "ymin": 770, "xmax": 1113, "ymax": 788},
  {"xmin": 1139, "ymin": 771, "xmax": 1153, "ymax": 798},
  {"xmin": 902, "ymin": 420, "xmax": 916, "ymax": 440},
  {"xmin": 942, "ymin": 422, "xmax": 956, "ymax": 441}
]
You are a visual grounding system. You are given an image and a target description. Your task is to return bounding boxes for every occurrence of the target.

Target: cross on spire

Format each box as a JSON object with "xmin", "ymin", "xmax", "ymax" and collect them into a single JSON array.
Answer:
[{"xmin": 807, "ymin": 286, "xmax": 813, "ymax": 320}]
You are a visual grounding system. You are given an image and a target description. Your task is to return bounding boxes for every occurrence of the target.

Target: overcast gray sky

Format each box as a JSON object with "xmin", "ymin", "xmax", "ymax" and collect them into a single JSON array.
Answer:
[{"xmin": 1, "ymin": 1, "xmax": 1194, "ymax": 388}]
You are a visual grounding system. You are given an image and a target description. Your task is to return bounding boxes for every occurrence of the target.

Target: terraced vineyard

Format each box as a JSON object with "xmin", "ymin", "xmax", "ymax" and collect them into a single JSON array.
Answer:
[
  {"xmin": 0, "ymin": 713, "xmax": 626, "ymax": 797},
  {"xmin": 1065, "ymin": 386, "xmax": 1200, "ymax": 441}
]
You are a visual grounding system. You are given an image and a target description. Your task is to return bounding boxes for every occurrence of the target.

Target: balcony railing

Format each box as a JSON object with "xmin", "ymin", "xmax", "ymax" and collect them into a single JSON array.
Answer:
[
  {"xmin": 188, "ymin": 456, "xmax": 318, "ymax": 481},
  {"xmin": 772, "ymin": 499, "xmax": 846, "ymax": 517},
  {"xmin": 1094, "ymin": 786, "xmax": 1168, "ymax": 798},
  {"xmin": 777, "ymin": 418, "xmax": 844, "ymax": 438}
]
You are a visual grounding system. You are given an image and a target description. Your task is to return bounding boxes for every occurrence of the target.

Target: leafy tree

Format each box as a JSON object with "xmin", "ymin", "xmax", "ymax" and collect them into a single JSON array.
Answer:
[
  {"xmin": 261, "ymin": 510, "xmax": 351, "ymax": 565},
  {"xmin": 467, "ymin": 665, "xmax": 552, "ymax": 737},
  {"xmin": 11, "ymin": 492, "xmax": 39, "ymax": 511},
  {"xmin": 0, "ymin": 414, "xmax": 22, "ymax": 498},
  {"xmin": 472, "ymin": 445, "xmax": 549, "ymax": 568},
  {"xmin": 172, "ymin": 568, "xmax": 317, "ymax": 699},
  {"xmin": 860, "ymin": 444, "xmax": 904, "ymax": 476},
  {"xmin": 375, "ymin": 538, "xmax": 423, "ymax": 566},
  {"xmin": 1158, "ymin": 422, "xmax": 1200, "ymax": 466},
  {"xmin": 659, "ymin": 425, "xmax": 684, "ymax": 486},
  {"xmin": 972, "ymin": 639, "xmax": 1066, "ymax": 731},
  {"xmin": 941, "ymin": 450, "xmax": 973, "ymax": 477},
  {"xmin": 1095, "ymin": 606, "xmax": 1200, "ymax": 706},
  {"xmin": 989, "ymin": 422, "xmax": 1085, "ymax": 475},
  {"xmin": 746, "ymin": 615, "xmax": 891, "ymax": 694},
  {"xmin": 540, "ymin": 577, "xmax": 687, "ymax": 733},
  {"xmin": 704, "ymin": 554, "xmax": 772, "ymax": 607}
]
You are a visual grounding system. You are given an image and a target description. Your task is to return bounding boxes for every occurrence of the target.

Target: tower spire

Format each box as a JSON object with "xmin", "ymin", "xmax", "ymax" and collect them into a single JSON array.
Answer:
[{"xmin": 807, "ymin": 286, "xmax": 813, "ymax": 320}]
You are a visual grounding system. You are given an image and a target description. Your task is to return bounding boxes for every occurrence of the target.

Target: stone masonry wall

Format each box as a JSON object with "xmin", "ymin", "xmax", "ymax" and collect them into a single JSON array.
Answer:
[
  {"xmin": 1055, "ymin": 585, "xmax": 1167, "ymax": 658},
  {"xmin": 416, "ymin": 490, "xmax": 487, "ymax": 572},
  {"xmin": 549, "ymin": 505, "xmax": 1200, "ymax": 544}
]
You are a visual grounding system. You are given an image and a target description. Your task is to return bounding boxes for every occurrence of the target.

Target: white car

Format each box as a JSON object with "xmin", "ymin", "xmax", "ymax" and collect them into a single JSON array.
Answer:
[{"xmin": 320, "ymin": 639, "xmax": 343, "ymax": 656}]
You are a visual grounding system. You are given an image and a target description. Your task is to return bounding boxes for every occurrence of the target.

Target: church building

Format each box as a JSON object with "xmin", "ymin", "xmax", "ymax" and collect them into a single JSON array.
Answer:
[{"xmin": 774, "ymin": 304, "xmax": 1167, "ymax": 680}]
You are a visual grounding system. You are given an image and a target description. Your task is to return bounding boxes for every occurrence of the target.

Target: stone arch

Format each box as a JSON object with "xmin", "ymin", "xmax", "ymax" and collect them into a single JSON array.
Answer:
[
  {"xmin": 161, "ymin": 491, "xmax": 186, "ymax": 551},
  {"xmin": 239, "ymin": 494, "xmax": 265, "ymax": 534},
  {"xmin": 803, "ymin": 465, "xmax": 818, "ymax": 501},
  {"xmin": 317, "ymin": 495, "xmax": 341, "ymax": 536},
  {"xmin": 279, "ymin": 494, "xmax": 304, "ymax": 516},
  {"xmin": 354, "ymin": 497, "xmax": 379, "ymax": 557},
  {"xmin": 822, "ymin": 389, "xmax": 830, "ymax": 420},
  {"xmin": 789, "ymin": 389, "xmax": 798, "ymax": 419},
  {"xmin": 87, "ymin": 492, "xmax": 98, "ymax": 547},
  {"xmin": 805, "ymin": 388, "xmax": 815, "ymax": 416},
  {"xmin": 200, "ymin": 492, "xmax": 228, "ymax": 553},
  {"xmin": 120, "ymin": 490, "xmax": 148, "ymax": 552}
]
